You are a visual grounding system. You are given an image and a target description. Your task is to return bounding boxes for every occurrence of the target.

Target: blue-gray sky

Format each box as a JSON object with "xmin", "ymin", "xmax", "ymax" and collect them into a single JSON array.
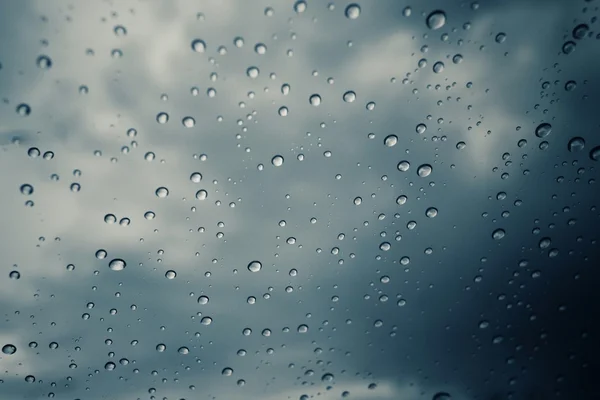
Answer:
[{"xmin": 1, "ymin": 1, "xmax": 599, "ymax": 399}]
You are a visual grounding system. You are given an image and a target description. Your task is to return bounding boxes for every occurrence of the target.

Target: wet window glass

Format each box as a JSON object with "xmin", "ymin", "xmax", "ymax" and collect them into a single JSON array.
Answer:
[{"xmin": 1, "ymin": 1, "xmax": 599, "ymax": 399}]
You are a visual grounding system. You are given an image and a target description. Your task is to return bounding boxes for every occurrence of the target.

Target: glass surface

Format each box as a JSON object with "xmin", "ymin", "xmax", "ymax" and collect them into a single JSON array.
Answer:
[{"xmin": 1, "ymin": 1, "xmax": 599, "ymax": 399}]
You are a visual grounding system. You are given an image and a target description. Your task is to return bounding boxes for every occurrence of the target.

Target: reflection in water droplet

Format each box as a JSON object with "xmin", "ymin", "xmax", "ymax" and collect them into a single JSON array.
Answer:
[
  {"xmin": 155, "ymin": 187, "xmax": 169, "ymax": 198},
  {"xmin": 343, "ymin": 91, "xmax": 356, "ymax": 103},
  {"xmin": 426, "ymin": 10, "xmax": 446, "ymax": 30},
  {"xmin": 535, "ymin": 123, "xmax": 551, "ymax": 138},
  {"xmin": 345, "ymin": 4, "xmax": 361, "ymax": 19},
  {"xmin": 191, "ymin": 39, "xmax": 206, "ymax": 53},
  {"xmin": 567, "ymin": 137, "xmax": 585, "ymax": 152},
  {"xmin": 248, "ymin": 260, "xmax": 262, "ymax": 272},
  {"xmin": 417, "ymin": 164, "xmax": 432, "ymax": 177},
  {"xmin": 109, "ymin": 259, "xmax": 126, "ymax": 271},
  {"xmin": 272, "ymin": 155, "xmax": 284, "ymax": 167}
]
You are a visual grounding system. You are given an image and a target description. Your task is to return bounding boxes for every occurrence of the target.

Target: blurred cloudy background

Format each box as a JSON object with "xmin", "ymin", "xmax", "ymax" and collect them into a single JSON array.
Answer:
[{"xmin": 0, "ymin": 0, "xmax": 599, "ymax": 399}]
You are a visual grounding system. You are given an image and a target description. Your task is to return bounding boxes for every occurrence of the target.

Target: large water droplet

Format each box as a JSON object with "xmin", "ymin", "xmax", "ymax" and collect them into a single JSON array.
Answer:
[
  {"xmin": 426, "ymin": 10, "xmax": 446, "ymax": 30},
  {"xmin": 248, "ymin": 260, "xmax": 262, "ymax": 272},
  {"xmin": 198, "ymin": 295, "xmax": 209, "ymax": 305},
  {"xmin": 272, "ymin": 155, "xmax": 284, "ymax": 167},
  {"xmin": 573, "ymin": 24, "xmax": 589, "ymax": 40},
  {"xmin": 309, "ymin": 94, "xmax": 321, "ymax": 106},
  {"xmin": 343, "ymin": 91, "xmax": 356, "ymax": 103},
  {"xmin": 155, "ymin": 187, "xmax": 169, "ymax": 198},
  {"xmin": 294, "ymin": 1, "xmax": 307, "ymax": 13},
  {"xmin": 2, "ymin": 344, "xmax": 16, "ymax": 355},
  {"xmin": 535, "ymin": 123, "xmax": 552, "ymax": 138},
  {"xmin": 222, "ymin": 367, "xmax": 234, "ymax": 376},
  {"xmin": 195, "ymin": 189, "xmax": 208, "ymax": 200},
  {"xmin": 345, "ymin": 4, "xmax": 361, "ymax": 19},
  {"xmin": 492, "ymin": 229, "xmax": 505, "ymax": 240},
  {"xmin": 568, "ymin": 137, "xmax": 585, "ymax": 152},
  {"xmin": 191, "ymin": 39, "xmax": 206, "ymax": 53},
  {"xmin": 417, "ymin": 164, "xmax": 432, "ymax": 177},
  {"xmin": 109, "ymin": 258, "xmax": 126, "ymax": 271},
  {"xmin": 384, "ymin": 135, "xmax": 398, "ymax": 147}
]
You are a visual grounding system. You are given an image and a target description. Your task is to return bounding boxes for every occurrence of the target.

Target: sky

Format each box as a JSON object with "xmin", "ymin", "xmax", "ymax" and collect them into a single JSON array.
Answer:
[{"xmin": 0, "ymin": 0, "xmax": 599, "ymax": 399}]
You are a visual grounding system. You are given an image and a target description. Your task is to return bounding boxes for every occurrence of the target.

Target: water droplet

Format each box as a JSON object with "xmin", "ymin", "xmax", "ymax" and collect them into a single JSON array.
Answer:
[
  {"xmin": 417, "ymin": 164, "xmax": 432, "ymax": 177},
  {"xmin": 198, "ymin": 295, "xmax": 209, "ymax": 305},
  {"xmin": 145, "ymin": 152, "xmax": 155, "ymax": 161},
  {"xmin": 535, "ymin": 123, "xmax": 552, "ymax": 138},
  {"xmin": 17, "ymin": 103, "xmax": 31, "ymax": 116},
  {"xmin": 182, "ymin": 116, "xmax": 195, "ymax": 127},
  {"xmin": 191, "ymin": 39, "xmax": 206, "ymax": 53},
  {"xmin": 426, "ymin": 207, "xmax": 438, "ymax": 218},
  {"xmin": 114, "ymin": 25, "xmax": 127, "ymax": 36},
  {"xmin": 397, "ymin": 161, "xmax": 410, "ymax": 172},
  {"xmin": 379, "ymin": 242, "xmax": 391, "ymax": 251},
  {"xmin": 384, "ymin": 135, "xmax": 398, "ymax": 147},
  {"xmin": 190, "ymin": 172, "xmax": 202, "ymax": 183},
  {"xmin": 343, "ymin": 91, "xmax": 356, "ymax": 103},
  {"xmin": 539, "ymin": 237, "xmax": 551, "ymax": 249},
  {"xmin": 234, "ymin": 36, "xmax": 244, "ymax": 47},
  {"xmin": 426, "ymin": 10, "xmax": 446, "ymax": 30},
  {"xmin": 104, "ymin": 214, "xmax": 116, "ymax": 224},
  {"xmin": 104, "ymin": 362, "xmax": 116, "ymax": 371},
  {"xmin": 432, "ymin": 392, "xmax": 451, "ymax": 400},
  {"xmin": 195, "ymin": 189, "xmax": 208, "ymax": 200},
  {"xmin": 222, "ymin": 367, "xmax": 234, "ymax": 376},
  {"xmin": 144, "ymin": 211, "xmax": 155, "ymax": 220},
  {"xmin": 492, "ymin": 229, "xmax": 505, "ymax": 240},
  {"xmin": 403, "ymin": 6, "xmax": 412, "ymax": 17},
  {"xmin": 281, "ymin": 84, "xmax": 290, "ymax": 95},
  {"xmin": 155, "ymin": 187, "xmax": 169, "ymax": 198},
  {"xmin": 396, "ymin": 195, "xmax": 407, "ymax": 205},
  {"xmin": 248, "ymin": 260, "xmax": 262, "ymax": 272},
  {"xmin": 495, "ymin": 32, "xmax": 507, "ymax": 43},
  {"xmin": 25, "ymin": 375, "xmax": 35, "ymax": 383},
  {"xmin": 109, "ymin": 258, "xmax": 126, "ymax": 271},
  {"xmin": 297, "ymin": 324, "xmax": 309, "ymax": 333},
  {"xmin": 278, "ymin": 106, "xmax": 288, "ymax": 116},
  {"xmin": 9, "ymin": 270, "xmax": 20, "ymax": 279},
  {"xmin": 590, "ymin": 146, "xmax": 600, "ymax": 161},
  {"xmin": 247, "ymin": 66, "xmax": 259, "ymax": 79},
  {"xmin": 36, "ymin": 55, "xmax": 52, "ymax": 69},
  {"xmin": 2, "ymin": 344, "xmax": 17, "ymax": 355},
  {"xmin": 20, "ymin": 184, "xmax": 34, "ymax": 195},
  {"xmin": 565, "ymin": 80, "xmax": 577, "ymax": 91},
  {"xmin": 28, "ymin": 147, "xmax": 40, "ymax": 157},
  {"xmin": 156, "ymin": 112, "xmax": 169, "ymax": 124},
  {"xmin": 416, "ymin": 123, "xmax": 427, "ymax": 134},
  {"xmin": 353, "ymin": 196, "xmax": 362, "ymax": 205},
  {"xmin": 294, "ymin": 1, "xmax": 307, "ymax": 13},
  {"xmin": 95, "ymin": 249, "xmax": 107, "ymax": 259},
  {"xmin": 573, "ymin": 24, "xmax": 589, "ymax": 40},
  {"xmin": 345, "ymin": 4, "xmax": 361, "ymax": 19},
  {"xmin": 255, "ymin": 43, "xmax": 267, "ymax": 54},
  {"xmin": 165, "ymin": 270, "xmax": 176, "ymax": 279},
  {"xmin": 201, "ymin": 316, "xmax": 212, "ymax": 325},
  {"xmin": 272, "ymin": 155, "xmax": 284, "ymax": 166},
  {"xmin": 562, "ymin": 41, "xmax": 576, "ymax": 54},
  {"xmin": 433, "ymin": 61, "xmax": 445, "ymax": 73},
  {"xmin": 452, "ymin": 54, "xmax": 463, "ymax": 64},
  {"xmin": 321, "ymin": 373, "xmax": 334, "ymax": 382},
  {"xmin": 568, "ymin": 137, "xmax": 585, "ymax": 152},
  {"xmin": 309, "ymin": 94, "xmax": 321, "ymax": 106}
]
